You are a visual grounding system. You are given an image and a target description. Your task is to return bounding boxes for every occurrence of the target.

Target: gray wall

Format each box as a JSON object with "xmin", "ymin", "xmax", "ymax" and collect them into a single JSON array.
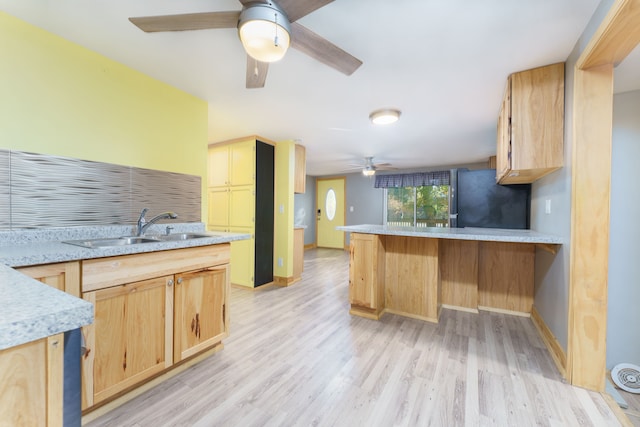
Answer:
[
  {"xmin": 531, "ymin": 0, "xmax": 614, "ymax": 352},
  {"xmin": 607, "ymin": 89, "xmax": 640, "ymax": 368},
  {"xmin": 311, "ymin": 162, "xmax": 487, "ymax": 246}
]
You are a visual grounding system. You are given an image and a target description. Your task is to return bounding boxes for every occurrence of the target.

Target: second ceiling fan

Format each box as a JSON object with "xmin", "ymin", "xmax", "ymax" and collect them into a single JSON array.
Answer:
[{"xmin": 129, "ymin": 0, "xmax": 363, "ymax": 89}]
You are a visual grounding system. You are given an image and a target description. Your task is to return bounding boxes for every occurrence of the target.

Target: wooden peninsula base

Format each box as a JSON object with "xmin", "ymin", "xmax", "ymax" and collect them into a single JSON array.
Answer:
[{"xmin": 344, "ymin": 226, "xmax": 561, "ymax": 323}]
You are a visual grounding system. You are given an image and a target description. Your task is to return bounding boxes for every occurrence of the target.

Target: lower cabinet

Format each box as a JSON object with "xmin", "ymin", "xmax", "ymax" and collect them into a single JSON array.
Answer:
[
  {"xmin": 83, "ymin": 276, "xmax": 173, "ymax": 406},
  {"xmin": 174, "ymin": 266, "xmax": 229, "ymax": 362},
  {"xmin": 80, "ymin": 245, "xmax": 230, "ymax": 411},
  {"xmin": 0, "ymin": 334, "xmax": 64, "ymax": 427},
  {"xmin": 348, "ymin": 233, "xmax": 385, "ymax": 319}
]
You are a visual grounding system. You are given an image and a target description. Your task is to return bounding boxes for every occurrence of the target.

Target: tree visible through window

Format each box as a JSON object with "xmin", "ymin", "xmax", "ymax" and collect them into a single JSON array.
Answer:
[{"xmin": 386, "ymin": 185, "xmax": 450, "ymax": 227}]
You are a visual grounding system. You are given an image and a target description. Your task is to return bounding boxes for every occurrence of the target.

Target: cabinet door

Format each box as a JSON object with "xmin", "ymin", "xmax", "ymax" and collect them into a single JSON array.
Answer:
[
  {"xmin": 82, "ymin": 276, "xmax": 173, "ymax": 407},
  {"xmin": 496, "ymin": 78, "xmax": 511, "ymax": 182},
  {"xmin": 229, "ymin": 186, "xmax": 255, "ymax": 228},
  {"xmin": 294, "ymin": 144, "xmax": 306, "ymax": 193},
  {"xmin": 174, "ymin": 266, "xmax": 229, "ymax": 362},
  {"xmin": 349, "ymin": 235, "xmax": 376, "ymax": 309},
  {"xmin": 230, "ymin": 228, "xmax": 255, "ymax": 287},
  {"xmin": 208, "ymin": 187, "xmax": 229, "ymax": 228},
  {"xmin": 0, "ymin": 334, "xmax": 63, "ymax": 427},
  {"xmin": 230, "ymin": 141, "xmax": 255, "ymax": 186},
  {"xmin": 208, "ymin": 145, "xmax": 229, "ymax": 187}
]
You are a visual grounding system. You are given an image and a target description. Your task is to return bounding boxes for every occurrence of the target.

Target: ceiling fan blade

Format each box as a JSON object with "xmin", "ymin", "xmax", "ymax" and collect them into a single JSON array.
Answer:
[
  {"xmin": 290, "ymin": 22, "xmax": 362, "ymax": 76},
  {"xmin": 246, "ymin": 56, "xmax": 269, "ymax": 89},
  {"xmin": 374, "ymin": 163, "xmax": 392, "ymax": 168},
  {"xmin": 276, "ymin": 0, "xmax": 334, "ymax": 22},
  {"xmin": 129, "ymin": 11, "xmax": 240, "ymax": 32}
]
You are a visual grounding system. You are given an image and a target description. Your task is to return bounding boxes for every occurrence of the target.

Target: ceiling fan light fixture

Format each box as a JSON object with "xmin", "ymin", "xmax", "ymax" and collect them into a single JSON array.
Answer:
[
  {"xmin": 370, "ymin": 109, "xmax": 401, "ymax": 125},
  {"xmin": 238, "ymin": 2, "xmax": 291, "ymax": 63},
  {"xmin": 362, "ymin": 166, "xmax": 376, "ymax": 176}
]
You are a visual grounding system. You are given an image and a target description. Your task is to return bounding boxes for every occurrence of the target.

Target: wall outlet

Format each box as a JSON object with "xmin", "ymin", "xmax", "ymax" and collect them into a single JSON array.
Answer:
[
  {"xmin": 279, "ymin": 204, "xmax": 284, "ymax": 214},
  {"xmin": 349, "ymin": 206, "xmax": 354, "ymax": 212},
  {"xmin": 278, "ymin": 257, "xmax": 283, "ymax": 267},
  {"xmin": 545, "ymin": 199, "xmax": 551, "ymax": 214}
]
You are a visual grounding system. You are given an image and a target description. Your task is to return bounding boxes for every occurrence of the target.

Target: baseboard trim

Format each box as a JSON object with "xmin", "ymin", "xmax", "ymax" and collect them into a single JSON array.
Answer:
[
  {"xmin": 274, "ymin": 275, "xmax": 300, "ymax": 287},
  {"xmin": 441, "ymin": 304, "xmax": 479, "ymax": 314},
  {"xmin": 478, "ymin": 305, "xmax": 531, "ymax": 317},
  {"xmin": 531, "ymin": 305, "xmax": 567, "ymax": 378},
  {"xmin": 304, "ymin": 243, "xmax": 316, "ymax": 251}
]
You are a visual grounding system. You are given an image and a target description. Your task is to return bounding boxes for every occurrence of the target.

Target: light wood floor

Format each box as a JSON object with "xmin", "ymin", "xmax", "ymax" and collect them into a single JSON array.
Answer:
[{"xmin": 87, "ymin": 248, "xmax": 622, "ymax": 426}]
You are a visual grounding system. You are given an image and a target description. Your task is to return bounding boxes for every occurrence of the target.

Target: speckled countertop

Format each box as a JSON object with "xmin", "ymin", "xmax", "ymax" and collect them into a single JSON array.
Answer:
[
  {"xmin": 0, "ymin": 223, "xmax": 250, "ymax": 350},
  {"xmin": 337, "ymin": 224, "xmax": 563, "ymax": 244}
]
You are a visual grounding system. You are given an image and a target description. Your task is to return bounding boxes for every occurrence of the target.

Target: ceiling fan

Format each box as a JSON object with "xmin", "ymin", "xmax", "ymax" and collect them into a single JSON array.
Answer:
[
  {"xmin": 347, "ymin": 157, "xmax": 396, "ymax": 176},
  {"xmin": 128, "ymin": 0, "xmax": 363, "ymax": 89}
]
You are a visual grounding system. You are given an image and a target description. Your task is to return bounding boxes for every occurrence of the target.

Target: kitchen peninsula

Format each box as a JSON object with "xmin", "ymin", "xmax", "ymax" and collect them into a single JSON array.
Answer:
[{"xmin": 338, "ymin": 225, "xmax": 562, "ymax": 322}]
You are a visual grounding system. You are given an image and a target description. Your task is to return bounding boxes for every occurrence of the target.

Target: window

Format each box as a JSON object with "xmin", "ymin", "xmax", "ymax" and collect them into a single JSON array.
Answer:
[
  {"xmin": 377, "ymin": 171, "xmax": 451, "ymax": 228},
  {"xmin": 385, "ymin": 185, "xmax": 450, "ymax": 227}
]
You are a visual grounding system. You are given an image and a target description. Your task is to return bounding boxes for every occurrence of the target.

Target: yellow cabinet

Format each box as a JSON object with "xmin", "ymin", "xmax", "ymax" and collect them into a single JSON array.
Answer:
[
  {"xmin": 496, "ymin": 62, "xmax": 565, "ymax": 184},
  {"xmin": 208, "ymin": 140, "xmax": 255, "ymax": 187},
  {"xmin": 174, "ymin": 266, "xmax": 229, "ymax": 362},
  {"xmin": 230, "ymin": 229, "xmax": 254, "ymax": 286},
  {"xmin": 348, "ymin": 233, "xmax": 385, "ymax": 319},
  {"xmin": 208, "ymin": 187, "xmax": 229, "ymax": 228},
  {"xmin": 229, "ymin": 186, "xmax": 255, "ymax": 228},
  {"xmin": 208, "ymin": 145, "xmax": 230, "ymax": 187},
  {"xmin": 0, "ymin": 334, "xmax": 63, "ymax": 427},
  {"xmin": 208, "ymin": 137, "xmax": 274, "ymax": 288},
  {"xmin": 83, "ymin": 276, "xmax": 172, "ymax": 406}
]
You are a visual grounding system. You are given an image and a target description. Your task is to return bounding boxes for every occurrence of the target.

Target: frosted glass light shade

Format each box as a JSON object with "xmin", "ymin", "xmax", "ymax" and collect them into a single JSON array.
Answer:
[
  {"xmin": 238, "ymin": 2, "xmax": 291, "ymax": 63},
  {"xmin": 369, "ymin": 109, "xmax": 401, "ymax": 125}
]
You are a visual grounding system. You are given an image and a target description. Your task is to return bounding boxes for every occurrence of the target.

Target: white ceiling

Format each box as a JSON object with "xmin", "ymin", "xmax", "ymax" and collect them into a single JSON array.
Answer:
[{"xmin": 3, "ymin": 0, "xmax": 636, "ymax": 176}]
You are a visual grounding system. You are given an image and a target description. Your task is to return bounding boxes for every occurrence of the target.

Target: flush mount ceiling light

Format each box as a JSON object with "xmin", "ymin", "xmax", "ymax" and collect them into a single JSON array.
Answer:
[
  {"xmin": 369, "ymin": 109, "xmax": 401, "ymax": 125},
  {"xmin": 238, "ymin": 1, "xmax": 291, "ymax": 63}
]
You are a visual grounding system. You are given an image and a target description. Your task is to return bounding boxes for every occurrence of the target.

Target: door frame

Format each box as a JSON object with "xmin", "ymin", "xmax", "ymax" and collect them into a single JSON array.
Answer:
[
  {"xmin": 315, "ymin": 177, "xmax": 347, "ymax": 250},
  {"xmin": 568, "ymin": 0, "xmax": 640, "ymax": 390}
]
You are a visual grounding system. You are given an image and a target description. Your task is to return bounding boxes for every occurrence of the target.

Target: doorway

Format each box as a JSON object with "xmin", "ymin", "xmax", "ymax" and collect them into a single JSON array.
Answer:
[{"xmin": 316, "ymin": 177, "xmax": 345, "ymax": 249}]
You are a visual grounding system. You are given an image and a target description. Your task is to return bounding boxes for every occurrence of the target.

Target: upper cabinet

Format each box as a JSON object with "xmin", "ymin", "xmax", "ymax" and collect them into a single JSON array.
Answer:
[
  {"xmin": 208, "ymin": 141, "xmax": 255, "ymax": 187},
  {"xmin": 496, "ymin": 62, "xmax": 565, "ymax": 184},
  {"xmin": 294, "ymin": 144, "xmax": 306, "ymax": 194}
]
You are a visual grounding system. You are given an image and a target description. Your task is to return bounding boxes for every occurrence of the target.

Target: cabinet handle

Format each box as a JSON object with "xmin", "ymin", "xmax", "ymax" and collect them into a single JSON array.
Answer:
[
  {"xmin": 167, "ymin": 279, "xmax": 174, "ymax": 286},
  {"xmin": 177, "ymin": 278, "xmax": 183, "ymax": 285}
]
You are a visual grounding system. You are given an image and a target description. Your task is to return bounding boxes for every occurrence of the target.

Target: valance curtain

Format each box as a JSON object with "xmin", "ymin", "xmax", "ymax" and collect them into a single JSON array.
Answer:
[{"xmin": 374, "ymin": 170, "xmax": 451, "ymax": 188}]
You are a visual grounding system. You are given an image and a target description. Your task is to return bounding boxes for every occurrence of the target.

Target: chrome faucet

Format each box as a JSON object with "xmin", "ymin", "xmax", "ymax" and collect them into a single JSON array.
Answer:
[{"xmin": 136, "ymin": 208, "xmax": 178, "ymax": 236}]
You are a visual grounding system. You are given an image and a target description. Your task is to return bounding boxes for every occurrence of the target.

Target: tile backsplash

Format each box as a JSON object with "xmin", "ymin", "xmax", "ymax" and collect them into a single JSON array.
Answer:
[{"xmin": 1, "ymin": 150, "xmax": 201, "ymax": 229}]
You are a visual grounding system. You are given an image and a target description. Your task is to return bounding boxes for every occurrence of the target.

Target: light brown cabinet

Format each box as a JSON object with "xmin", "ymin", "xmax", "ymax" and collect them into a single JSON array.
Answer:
[
  {"xmin": 83, "ymin": 275, "xmax": 172, "ymax": 406},
  {"xmin": 18, "ymin": 261, "xmax": 81, "ymax": 296},
  {"xmin": 0, "ymin": 334, "xmax": 63, "ymax": 427},
  {"xmin": 294, "ymin": 144, "xmax": 306, "ymax": 194},
  {"xmin": 348, "ymin": 233, "xmax": 385, "ymax": 319},
  {"xmin": 174, "ymin": 266, "xmax": 229, "ymax": 362},
  {"xmin": 496, "ymin": 62, "xmax": 565, "ymax": 184},
  {"xmin": 80, "ymin": 245, "xmax": 230, "ymax": 410}
]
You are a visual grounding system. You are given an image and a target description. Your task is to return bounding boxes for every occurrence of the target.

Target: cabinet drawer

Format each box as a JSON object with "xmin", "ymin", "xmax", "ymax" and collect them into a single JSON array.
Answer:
[{"xmin": 82, "ymin": 244, "xmax": 230, "ymax": 292}]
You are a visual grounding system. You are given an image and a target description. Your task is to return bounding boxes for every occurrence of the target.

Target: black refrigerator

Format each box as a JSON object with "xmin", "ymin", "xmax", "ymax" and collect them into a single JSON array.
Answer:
[{"xmin": 450, "ymin": 168, "xmax": 531, "ymax": 229}]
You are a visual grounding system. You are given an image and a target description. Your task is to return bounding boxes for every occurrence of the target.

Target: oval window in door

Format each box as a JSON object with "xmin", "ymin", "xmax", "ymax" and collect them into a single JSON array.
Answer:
[{"xmin": 326, "ymin": 188, "xmax": 337, "ymax": 221}]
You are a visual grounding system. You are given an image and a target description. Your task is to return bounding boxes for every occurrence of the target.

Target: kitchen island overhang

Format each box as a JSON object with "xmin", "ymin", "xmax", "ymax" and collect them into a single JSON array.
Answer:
[{"xmin": 338, "ymin": 225, "xmax": 562, "ymax": 322}]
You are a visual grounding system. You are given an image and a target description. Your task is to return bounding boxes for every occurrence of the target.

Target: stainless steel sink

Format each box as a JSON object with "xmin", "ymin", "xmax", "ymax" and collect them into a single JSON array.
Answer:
[
  {"xmin": 156, "ymin": 233, "xmax": 211, "ymax": 241},
  {"xmin": 63, "ymin": 236, "xmax": 160, "ymax": 249}
]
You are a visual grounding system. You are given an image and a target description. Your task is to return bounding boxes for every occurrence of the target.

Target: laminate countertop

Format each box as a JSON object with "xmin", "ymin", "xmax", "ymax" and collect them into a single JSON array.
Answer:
[
  {"xmin": 0, "ymin": 223, "xmax": 250, "ymax": 350},
  {"xmin": 337, "ymin": 224, "xmax": 563, "ymax": 245}
]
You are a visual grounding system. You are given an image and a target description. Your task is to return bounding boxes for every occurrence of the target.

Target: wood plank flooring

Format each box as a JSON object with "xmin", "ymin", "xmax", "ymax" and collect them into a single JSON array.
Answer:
[{"xmin": 87, "ymin": 248, "xmax": 622, "ymax": 426}]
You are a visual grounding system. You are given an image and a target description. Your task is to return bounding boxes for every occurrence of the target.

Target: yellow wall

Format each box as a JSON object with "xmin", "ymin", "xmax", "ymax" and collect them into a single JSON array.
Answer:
[
  {"xmin": 0, "ymin": 12, "xmax": 209, "ymax": 220},
  {"xmin": 274, "ymin": 140, "xmax": 295, "ymax": 278}
]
